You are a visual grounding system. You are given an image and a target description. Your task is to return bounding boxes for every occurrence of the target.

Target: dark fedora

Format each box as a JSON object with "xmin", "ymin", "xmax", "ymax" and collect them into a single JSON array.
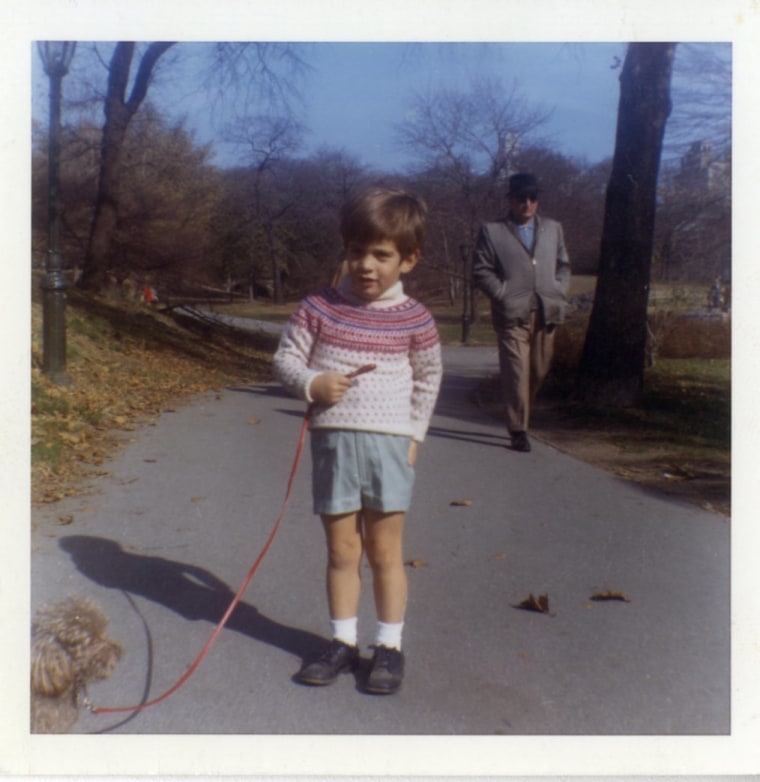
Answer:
[{"xmin": 507, "ymin": 173, "xmax": 540, "ymax": 199}]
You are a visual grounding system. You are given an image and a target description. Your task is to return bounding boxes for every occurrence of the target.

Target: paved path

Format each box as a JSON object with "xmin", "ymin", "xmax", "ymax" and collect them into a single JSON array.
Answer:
[{"xmin": 30, "ymin": 345, "xmax": 729, "ymax": 745}]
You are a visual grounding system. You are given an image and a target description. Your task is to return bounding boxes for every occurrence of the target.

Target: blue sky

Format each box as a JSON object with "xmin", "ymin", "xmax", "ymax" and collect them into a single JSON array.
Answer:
[
  {"xmin": 180, "ymin": 42, "xmax": 628, "ymax": 171},
  {"xmin": 34, "ymin": 41, "xmax": 733, "ymax": 174},
  {"xmin": 300, "ymin": 42, "xmax": 626, "ymax": 170}
]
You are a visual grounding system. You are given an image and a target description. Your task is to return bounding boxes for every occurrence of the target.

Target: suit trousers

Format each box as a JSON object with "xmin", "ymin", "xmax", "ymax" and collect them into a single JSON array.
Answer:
[{"xmin": 496, "ymin": 311, "xmax": 555, "ymax": 433}]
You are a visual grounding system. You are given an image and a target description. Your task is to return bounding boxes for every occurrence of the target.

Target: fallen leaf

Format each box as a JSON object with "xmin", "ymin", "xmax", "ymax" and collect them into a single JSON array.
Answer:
[
  {"xmin": 514, "ymin": 593, "xmax": 553, "ymax": 615},
  {"xmin": 405, "ymin": 558, "xmax": 428, "ymax": 569},
  {"xmin": 491, "ymin": 552, "xmax": 507, "ymax": 559},
  {"xmin": 247, "ymin": 417, "xmax": 262, "ymax": 426},
  {"xmin": 590, "ymin": 590, "xmax": 631, "ymax": 603},
  {"xmin": 450, "ymin": 498, "xmax": 473, "ymax": 507},
  {"xmin": 191, "ymin": 496, "xmax": 205, "ymax": 503},
  {"xmin": 56, "ymin": 515, "xmax": 74, "ymax": 526}
]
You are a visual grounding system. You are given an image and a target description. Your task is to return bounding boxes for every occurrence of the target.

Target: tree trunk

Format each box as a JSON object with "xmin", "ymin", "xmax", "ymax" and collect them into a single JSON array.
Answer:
[
  {"xmin": 265, "ymin": 222, "xmax": 284, "ymax": 305},
  {"xmin": 78, "ymin": 42, "xmax": 174, "ymax": 291},
  {"xmin": 577, "ymin": 43, "xmax": 676, "ymax": 406}
]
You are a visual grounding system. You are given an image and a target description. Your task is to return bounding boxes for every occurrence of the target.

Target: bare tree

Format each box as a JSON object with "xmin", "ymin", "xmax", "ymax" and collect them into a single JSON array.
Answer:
[
  {"xmin": 397, "ymin": 78, "xmax": 551, "ymax": 230},
  {"xmin": 578, "ymin": 43, "xmax": 677, "ymax": 406},
  {"xmin": 664, "ymin": 43, "xmax": 731, "ymax": 159},
  {"xmin": 79, "ymin": 42, "xmax": 175, "ymax": 290},
  {"xmin": 396, "ymin": 78, "xmax": 551, "ymax": 317},
  {"xmin": 74, "ymin": 41, "xmax": 308, "ymax": 293},
  {"xmin": 653, "ymin": 43, "xmax": 731, "ymax": 283},
  {"xmin": 225, "ymin": 114, "xmax": 306, "ymax": 304}
]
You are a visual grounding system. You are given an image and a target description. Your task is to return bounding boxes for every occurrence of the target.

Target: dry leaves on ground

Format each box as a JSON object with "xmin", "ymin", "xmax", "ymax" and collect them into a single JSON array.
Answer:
[
  {"xmin": 514, "ymin": 593, "xmax": 554, "ymax": 616},
  {"xmin": 31, "ymin": 296, "xmax": 271, "ymax": 506}
]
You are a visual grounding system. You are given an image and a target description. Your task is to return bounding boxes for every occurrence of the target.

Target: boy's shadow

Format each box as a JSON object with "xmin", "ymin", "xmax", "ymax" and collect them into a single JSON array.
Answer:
[{"xmin": 59, "ymin": 535, "xmax": 324, "ymax": 662}]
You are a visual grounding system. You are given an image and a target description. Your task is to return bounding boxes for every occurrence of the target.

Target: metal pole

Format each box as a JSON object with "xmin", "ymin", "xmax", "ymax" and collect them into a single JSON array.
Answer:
[
  {"xmin": 460, "ymin": 240, "xmax": 471, "ymax": 344},
  {"xmin": 40, "ymin": 42, "xmax": 75, "ymax": 385}
]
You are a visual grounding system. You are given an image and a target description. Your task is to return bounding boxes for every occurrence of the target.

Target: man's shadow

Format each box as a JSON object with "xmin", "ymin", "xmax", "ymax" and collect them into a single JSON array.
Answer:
[{"xmin": 59, "ymin": 535, "xmax": 324, "ymax": 661}]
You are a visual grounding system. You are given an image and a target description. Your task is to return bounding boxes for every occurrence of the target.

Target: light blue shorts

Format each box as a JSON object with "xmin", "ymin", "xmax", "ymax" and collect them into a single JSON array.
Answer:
[{"xmin": 310, "ymin": 429, "xmax": 416, "ymax": 515}]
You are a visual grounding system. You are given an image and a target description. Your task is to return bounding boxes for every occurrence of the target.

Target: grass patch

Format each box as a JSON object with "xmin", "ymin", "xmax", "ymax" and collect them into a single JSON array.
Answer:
[
  {"xmin": 32, "ymin": 375, "xmax": 71, "ymax": 417},
  {"xmin": 538, "ymin": 309, "xmax": 730, "ymax": 451},
  {"xmin": 538, "ymin": 358, "xmax": 730, "ymax": 451}
]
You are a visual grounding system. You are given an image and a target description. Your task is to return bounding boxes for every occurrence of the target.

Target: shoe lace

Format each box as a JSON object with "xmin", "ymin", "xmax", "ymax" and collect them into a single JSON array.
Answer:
[
  {"xmin": 318, "ymin": 639, "xmax": 352, "ymax": 664},
  {"xmin": 371, "ymin": 644, "xmax": 397, "ymax": 670}
]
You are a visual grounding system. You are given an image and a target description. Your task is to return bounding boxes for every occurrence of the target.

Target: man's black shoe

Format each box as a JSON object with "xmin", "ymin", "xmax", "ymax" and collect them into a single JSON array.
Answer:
[
  {"xmin": 510, "ymin": 431, "xmax": 531, "ymax": 452},
  {"xmin": 296, "ymin": 639, "xmax": 359, "ymax": 686},
  {"xmin": 365, "ymin": 645, "xmax": 404, "ymax": 694}
]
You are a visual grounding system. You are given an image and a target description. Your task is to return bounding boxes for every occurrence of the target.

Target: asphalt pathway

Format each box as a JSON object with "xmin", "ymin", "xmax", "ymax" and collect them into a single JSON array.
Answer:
[{"xmin": 30, "ymin": 344, "xmax": 730, "ymax": 739}]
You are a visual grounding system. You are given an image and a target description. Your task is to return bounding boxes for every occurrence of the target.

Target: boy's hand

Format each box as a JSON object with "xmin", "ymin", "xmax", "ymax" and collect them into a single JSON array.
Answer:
[
  {"xmin": 309, "ymin": 365, "xmax": 376, "ymax": 406},
  {"xmin": 309, "ymin": 372, "xmax": 352, "ymax": 405},
  {"xmin": 407, "ymin": 439, "xmax": 418, "ymax": 467}
]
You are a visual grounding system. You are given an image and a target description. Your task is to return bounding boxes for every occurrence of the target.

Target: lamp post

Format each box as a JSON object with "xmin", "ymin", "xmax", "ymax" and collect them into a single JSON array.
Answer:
[
  {"xmin": 38, "ymin": 41, "xmax": 76, "ymax": 385},
  {"xmin": 459, "ymin": 239, "xmax": 471, "ymax": 344}
]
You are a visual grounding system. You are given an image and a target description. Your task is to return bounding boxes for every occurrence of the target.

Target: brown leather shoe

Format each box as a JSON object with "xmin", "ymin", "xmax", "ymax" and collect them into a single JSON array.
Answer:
[
  {"xmin": 510, "ymin": 431, "xmax": 531, "ymax": 452},
  {"xmin": 296, "ymin": 639, "xmax": 359, "ymax": 686},
  {"xmin": 365, "ymin": 645, "xmax": 404, "ymax": 694}
]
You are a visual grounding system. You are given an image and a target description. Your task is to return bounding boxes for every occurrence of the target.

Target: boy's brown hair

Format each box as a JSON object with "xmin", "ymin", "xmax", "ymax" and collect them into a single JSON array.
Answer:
[{"xmin": 340, "ymin": 187, "xmax": 428, "ymax": 259}]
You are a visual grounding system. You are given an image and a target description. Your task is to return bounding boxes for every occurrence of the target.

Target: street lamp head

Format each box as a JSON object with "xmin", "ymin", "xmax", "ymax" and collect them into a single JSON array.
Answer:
[{"xmin": 37, "ymin": 41, "xmax": 77, "ymax": 77}]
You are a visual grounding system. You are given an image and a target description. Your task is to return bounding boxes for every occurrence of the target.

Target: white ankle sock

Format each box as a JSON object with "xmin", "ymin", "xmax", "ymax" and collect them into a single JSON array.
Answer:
[
  {"xmin": 330, "ymin": 616, "xmax": 358, "ymax": 646},
  {"xmin": 375, "ymin": 620, "xmax": 404, "ymax": 650}
]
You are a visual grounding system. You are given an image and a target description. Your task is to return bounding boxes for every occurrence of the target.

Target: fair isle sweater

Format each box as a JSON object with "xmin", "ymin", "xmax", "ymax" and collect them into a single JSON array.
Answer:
[{"xmin": 273, "ymin": 279, "xmax": 442, "ymax": 442}]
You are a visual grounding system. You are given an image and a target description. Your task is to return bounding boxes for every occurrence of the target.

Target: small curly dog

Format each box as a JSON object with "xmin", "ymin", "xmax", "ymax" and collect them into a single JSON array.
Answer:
[{"xmin": 31, "ymin": 595, "xmax": 122, "ymax": 733}]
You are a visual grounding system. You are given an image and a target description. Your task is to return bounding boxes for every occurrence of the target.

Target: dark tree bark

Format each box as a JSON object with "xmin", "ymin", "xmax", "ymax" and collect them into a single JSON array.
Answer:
[
  {"xmin": 78, "ymin": 42, "xmax": 174, "ymax": 291},
  {"xmin": 577, "ymin": 43, "xmax": 676, "ymax": 406}
]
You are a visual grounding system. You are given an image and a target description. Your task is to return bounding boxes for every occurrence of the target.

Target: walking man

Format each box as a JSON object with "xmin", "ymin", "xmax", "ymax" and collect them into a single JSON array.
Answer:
[{"xmin": 472, "ymin": 173, "xmax": 571, "ymax": 452}]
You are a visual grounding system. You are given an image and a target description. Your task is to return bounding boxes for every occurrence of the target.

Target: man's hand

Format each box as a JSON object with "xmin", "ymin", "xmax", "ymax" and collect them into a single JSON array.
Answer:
[{"xmin": 309, "ymin": 372, "xmax": 352, "ymax": 405}]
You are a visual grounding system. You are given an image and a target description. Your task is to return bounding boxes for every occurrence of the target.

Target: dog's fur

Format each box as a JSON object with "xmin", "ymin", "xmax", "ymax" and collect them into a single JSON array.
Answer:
[{"xmin": 31, "ymin": 596, "xmax": 122, "ymax": 733}]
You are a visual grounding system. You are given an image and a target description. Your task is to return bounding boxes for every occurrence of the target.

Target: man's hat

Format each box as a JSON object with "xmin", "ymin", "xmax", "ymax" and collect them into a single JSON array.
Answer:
[{"xmin": 507, "ymin": 173, "xmax": 540, "ymax": 198}]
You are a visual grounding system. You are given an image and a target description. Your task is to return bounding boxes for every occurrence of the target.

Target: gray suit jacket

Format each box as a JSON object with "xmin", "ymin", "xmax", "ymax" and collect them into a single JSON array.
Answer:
[{"xmin": 472, "ymin": 214, "xmax": 571, "ymax": 328}]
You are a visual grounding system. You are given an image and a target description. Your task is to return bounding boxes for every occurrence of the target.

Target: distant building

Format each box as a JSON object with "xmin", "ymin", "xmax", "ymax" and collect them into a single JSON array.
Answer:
[{"xmin": 676, "ymin": 140, "xmax": 729, "ymax": 193}]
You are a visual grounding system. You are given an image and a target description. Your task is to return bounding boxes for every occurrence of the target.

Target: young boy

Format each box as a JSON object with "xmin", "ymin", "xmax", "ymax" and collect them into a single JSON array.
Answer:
[{"xmin": 273, "ymin": 187, "xmax": 442, "ymax": 694}]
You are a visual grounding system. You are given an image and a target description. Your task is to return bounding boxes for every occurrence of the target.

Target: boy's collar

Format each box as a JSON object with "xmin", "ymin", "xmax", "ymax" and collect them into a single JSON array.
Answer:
[{"xmin": 337, "ymin": 277, "xmax": 407, "ymax": 307}]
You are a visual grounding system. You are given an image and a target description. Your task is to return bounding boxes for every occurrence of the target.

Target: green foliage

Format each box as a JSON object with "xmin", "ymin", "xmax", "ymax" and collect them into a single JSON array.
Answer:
[
  {"xmin": 643, "ymin": 359, "xmax": 729, "ymax": 448},
  {"xmin": 32, "ymin": 437, "xmax": 66, "ymax": 469},
  {"xmin": 31, "ymin": 377, "xmax": 71, "ymax": 472},
  {"xmin": 540, "ymin": 310, "xmax": 729, "ymax": 467},
  {"xmin": 32, "ymin": 376, "xmax": 70, "ymax": 417}
]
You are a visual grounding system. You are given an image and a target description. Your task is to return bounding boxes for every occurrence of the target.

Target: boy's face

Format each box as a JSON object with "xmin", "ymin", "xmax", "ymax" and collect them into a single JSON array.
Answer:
[{"xmin": 345, "ymin": 239, "xmax": 418, "ymax": 301}]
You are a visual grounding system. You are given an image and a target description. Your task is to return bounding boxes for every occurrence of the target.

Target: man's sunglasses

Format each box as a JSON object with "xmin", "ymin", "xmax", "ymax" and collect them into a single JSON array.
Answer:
[{"xmin": 511, "ymin": 193, "xmax": 539, "ymax": 203}]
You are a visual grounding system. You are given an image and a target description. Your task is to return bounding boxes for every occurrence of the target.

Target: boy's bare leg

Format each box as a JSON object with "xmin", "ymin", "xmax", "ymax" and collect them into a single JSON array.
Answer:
[
  {"xmin": 363, "ymin": 510, "xmax": 407, "ymax": 623},
  {"xmin": 321, "ymin": 512, "xmax": 364, "ymax": 619}
]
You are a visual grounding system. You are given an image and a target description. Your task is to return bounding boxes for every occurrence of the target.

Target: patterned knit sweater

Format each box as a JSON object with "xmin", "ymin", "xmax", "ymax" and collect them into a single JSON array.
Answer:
[{"xmin": 273, "ymin": 279, "xmax": 442, "ymax": 441}]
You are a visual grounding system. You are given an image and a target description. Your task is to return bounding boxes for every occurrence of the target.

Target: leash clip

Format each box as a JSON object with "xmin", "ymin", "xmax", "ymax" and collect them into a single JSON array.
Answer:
[{"xmin": 76, "ymin": 681, "xmax": 97, "ymax": 713}]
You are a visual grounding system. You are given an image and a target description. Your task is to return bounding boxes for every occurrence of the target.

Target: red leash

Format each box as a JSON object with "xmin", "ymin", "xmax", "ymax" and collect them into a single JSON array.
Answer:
[{"xmin": 92, "ymin": 364, "xmax": 376, "ymax": 717}]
